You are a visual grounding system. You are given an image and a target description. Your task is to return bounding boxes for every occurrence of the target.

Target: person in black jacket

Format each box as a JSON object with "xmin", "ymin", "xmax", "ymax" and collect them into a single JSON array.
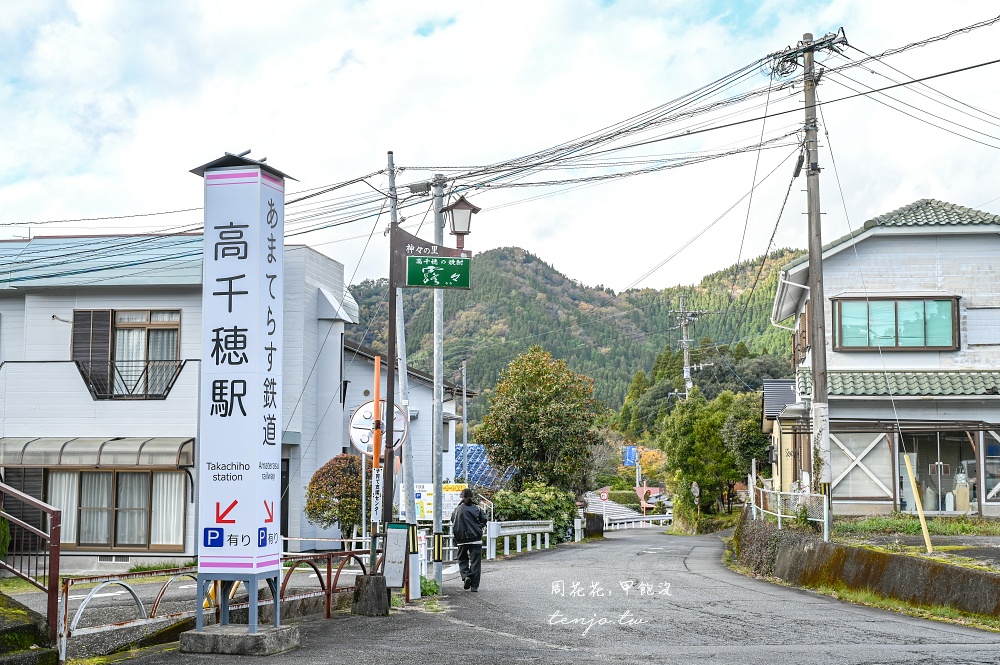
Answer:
[{"xmin": 450, "ymin": 488, "xmax": 488, "ymax": 591}]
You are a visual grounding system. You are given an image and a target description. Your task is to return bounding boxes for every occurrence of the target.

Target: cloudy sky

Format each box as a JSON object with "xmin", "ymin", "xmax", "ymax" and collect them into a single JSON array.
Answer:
[{"xmin": 2, "ymin": 1, "xmax": 999, "ymax": 292}]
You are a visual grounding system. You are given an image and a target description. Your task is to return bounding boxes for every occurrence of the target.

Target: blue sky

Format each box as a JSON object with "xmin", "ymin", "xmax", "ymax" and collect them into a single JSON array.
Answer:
[{"xmin": 1, "ymin": 1, "xmax": 999, "ymax": 291}]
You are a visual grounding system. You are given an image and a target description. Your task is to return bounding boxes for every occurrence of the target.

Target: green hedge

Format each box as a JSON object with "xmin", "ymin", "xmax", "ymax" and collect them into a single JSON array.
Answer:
[
  {"xmin": 608, "ymin": 490, "xmax": 641, "ymax": 506},
  {"xmin": 492, "ymin": 482, "xmax": 577, "ymax": 542}
]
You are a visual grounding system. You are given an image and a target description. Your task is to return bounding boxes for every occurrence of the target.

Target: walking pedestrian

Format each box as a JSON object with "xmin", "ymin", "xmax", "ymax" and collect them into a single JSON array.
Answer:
[{"xmin": 450, "ymin": 488, "xmax": 488, "ymax": 591}]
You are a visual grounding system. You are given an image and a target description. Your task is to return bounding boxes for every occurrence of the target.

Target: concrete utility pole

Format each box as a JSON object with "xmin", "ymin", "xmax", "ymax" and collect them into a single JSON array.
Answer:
[
  {"xmin": 387, "ymin": 155, "xmax": 417, "ymax": 530},
  {"xmin": 461, "ymin": 360, "xmax": 468, "ymax": 483},
  {"xmin": 803, "ymin": 33, "xmax": 831, "ymax": 493},
  {"xmin": 432, "ymin": 174, "xmax": 445, "ymax": 586},
  {"xmin": 667, "ymin": 295, "xmax": 714, "ymax": 399}
]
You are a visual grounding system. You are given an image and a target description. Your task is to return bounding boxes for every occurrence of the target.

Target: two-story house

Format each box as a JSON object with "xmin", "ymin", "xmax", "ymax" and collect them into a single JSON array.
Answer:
[
  {"xmin": 771, "ymin": 199, "xmax": 1000, "ymax": 516},
  {"xmin": 0, "ymin": 233, "xmax": 462, "ymax": 569}
]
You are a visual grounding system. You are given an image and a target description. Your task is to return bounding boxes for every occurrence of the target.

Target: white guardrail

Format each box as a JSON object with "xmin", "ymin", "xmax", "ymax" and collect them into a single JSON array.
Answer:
[
  {"xmin": 603, "ymin": 513, "xmax": 672, "ymax": 530},
  {"xmin": 485, "ymin": 520, "xmax": 554, "ymax": 560},
  {"xmin": 751, "ymin": 486, "xmax": 829, "ymax": 541}
]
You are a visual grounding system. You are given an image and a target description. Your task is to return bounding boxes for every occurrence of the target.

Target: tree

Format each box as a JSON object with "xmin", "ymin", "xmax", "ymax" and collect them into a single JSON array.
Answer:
[
  {"xmin": 722, "ymin": 391, "xmax": 771, "ymax": 479},
  {"xmin": 476, "ymin": 346, "xmax": 602, "ymax": 494},
  {"xmin": 304, "ymin": 454, "xmax": 363, "ymax": 536},
  {"xmin": 658, "ymin": 390, "xmax": 741, "ymax": 519}
]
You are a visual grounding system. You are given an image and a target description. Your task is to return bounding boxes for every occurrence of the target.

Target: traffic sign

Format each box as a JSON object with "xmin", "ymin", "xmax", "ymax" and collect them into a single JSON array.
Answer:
[
  {"xmin": 623, "ymin": 446, "xmax": 637, "ymax": 467},
  {"xmin": 349, "ymin": 400, "xmax": 408, "ymax": 457},
  {"xmin": 599, "ymin": 490, "xmax": 609, "ymax": 501},
  {"xmin": 691, "ymin": 481, "xmax": 700, "ymax": 499}
]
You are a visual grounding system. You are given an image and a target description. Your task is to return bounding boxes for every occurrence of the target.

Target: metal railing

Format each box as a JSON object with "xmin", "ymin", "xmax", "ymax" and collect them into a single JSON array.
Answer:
[
  {"xmin": 75, "ymin": 360, "xmax": 185, "ymax": 399},
  {"xmin": 603, "ymin": 514, "xmax": 672, "ymax": 530},
  {"xmin": 485, "ymin": 520, "xmax": 554, "ymax": 560},
  {"xmin": 58, "ymin": 550, "xmax": 371, "ymax": 664},
  {"xmin": 0, "ymin": 482, "xmax": 60, "ymax": 645},
  {"xmin": 751, "ymin": 486, "xmax": 829, "ymax": 541}
]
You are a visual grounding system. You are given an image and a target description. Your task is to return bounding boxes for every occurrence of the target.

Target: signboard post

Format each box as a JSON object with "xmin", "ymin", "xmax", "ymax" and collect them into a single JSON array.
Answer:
[
  {"xmin": 691, "ymin": 481, "xmax": 701, "ymax": 522},
  {"xmin": 190, "ymin": 154, "xmax": 290, "ymax": 635}
]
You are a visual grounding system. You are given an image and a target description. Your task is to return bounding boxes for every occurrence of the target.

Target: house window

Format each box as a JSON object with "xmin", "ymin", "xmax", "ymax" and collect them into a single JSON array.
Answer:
[
  {"xmin": 47, "ymin": 470, "xmax": 186, "ymax": 550},
  {"xmin": 833, "ymin": 298, "xmax": 958, "ymax": 351},
  {"xmin": 72, "ymin": 310, "xmax": 183, "ymax": 399}
]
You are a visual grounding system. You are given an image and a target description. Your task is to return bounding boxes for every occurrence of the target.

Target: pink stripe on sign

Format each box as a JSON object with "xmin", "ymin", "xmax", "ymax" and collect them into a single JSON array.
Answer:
[
  {"xmin": 206, "ymin": 171, "xmax": 258, "ymax": 181},
  {"xmin": 201, "ymin": 562, "xmax": 254, "ymax": 568},
  {"xmin": 257, "ymin": 559, "xmax": 280, "ymax": 567},
  {"xmin": 261, "ymin": 172, "xmax": 282, "ymax": 185},
  {"xmin": 262, "ymin": 182, "xmax": 284, "ymax": 194},
  {"xmin": 206, "ymin": 182, "xmax": 256, "ymax": 187}
]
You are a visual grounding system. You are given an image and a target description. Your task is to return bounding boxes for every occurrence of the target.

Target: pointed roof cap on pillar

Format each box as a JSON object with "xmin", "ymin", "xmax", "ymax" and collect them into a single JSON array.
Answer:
[{"xmin": 190, "ymin": 150, "xmax": 297, "ymax": 181}]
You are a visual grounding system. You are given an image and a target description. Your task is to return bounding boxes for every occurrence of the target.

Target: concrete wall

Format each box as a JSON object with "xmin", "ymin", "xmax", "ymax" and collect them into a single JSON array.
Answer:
[{"xmin": 735, "ymin": 510, "xmax": 1000, "ymax": 616}]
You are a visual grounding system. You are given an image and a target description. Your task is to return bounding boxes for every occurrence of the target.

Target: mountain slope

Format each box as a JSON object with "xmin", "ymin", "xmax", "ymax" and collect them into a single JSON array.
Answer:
[{"xmin": 347, "ymin": 246, "xmax": 803, "ymax": 423}]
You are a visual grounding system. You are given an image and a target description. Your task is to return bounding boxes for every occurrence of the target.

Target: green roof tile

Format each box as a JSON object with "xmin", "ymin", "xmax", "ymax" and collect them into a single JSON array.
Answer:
[{"xmin": 797, "ymin": 370, "xmax": 1000, "ymax": 397}]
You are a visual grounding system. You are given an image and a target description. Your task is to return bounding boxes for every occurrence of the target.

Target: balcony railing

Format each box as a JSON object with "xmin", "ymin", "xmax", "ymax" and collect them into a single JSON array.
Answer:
[{"xmin": 74, "ymin": 360, "xmax": 186, "ymax": 400}]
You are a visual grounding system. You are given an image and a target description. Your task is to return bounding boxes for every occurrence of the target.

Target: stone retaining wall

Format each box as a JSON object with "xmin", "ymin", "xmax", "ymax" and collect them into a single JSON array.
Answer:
[{"xmin": 733, "ymin": 508, "xmax": 1000, "ymax": 616}]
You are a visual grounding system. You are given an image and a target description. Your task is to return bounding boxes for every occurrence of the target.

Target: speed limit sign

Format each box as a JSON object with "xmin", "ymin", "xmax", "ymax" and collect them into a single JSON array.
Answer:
[{"xmin": 599, "ymin": 490, "xmax": 609, "ymax": 501}]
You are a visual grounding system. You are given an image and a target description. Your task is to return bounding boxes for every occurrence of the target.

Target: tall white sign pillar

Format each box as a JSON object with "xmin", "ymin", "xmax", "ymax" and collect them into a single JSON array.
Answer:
[{"xmin": 190, "ymin": 154, "xmax": 290, "ymax": 634}]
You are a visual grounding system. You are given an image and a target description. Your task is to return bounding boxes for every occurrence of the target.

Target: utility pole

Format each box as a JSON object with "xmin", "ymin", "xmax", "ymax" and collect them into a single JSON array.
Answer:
[
  {"xmin": 387, "ymin": 154, "xmax": 417, "ymax": 531},
  {"xmin": 461, "ymin": 360, "xmax": 468, "ymax": 483},
  {"xmin": 680, "ymin": 295, "xmax": 694, "ymax": 396},
  {"xmin": 803, "ymin": 33, "xmax": 831, "ymax": 495},
  {"xmin": 666, "ymin": 295, "xmax": 715, "ymax": 399},
  {"xmin": 432, "ymin": 174, "xmax": 445, "ymax": 586},
  {"xmin": 382, "ymin": 154, "xmax": 399, "ymax": 532}
]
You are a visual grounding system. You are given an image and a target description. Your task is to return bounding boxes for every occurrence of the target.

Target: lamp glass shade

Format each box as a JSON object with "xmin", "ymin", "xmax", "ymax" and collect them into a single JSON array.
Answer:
[{"xmin": 449, "ymin": 208, "xmax": 473, "ymax": 235}]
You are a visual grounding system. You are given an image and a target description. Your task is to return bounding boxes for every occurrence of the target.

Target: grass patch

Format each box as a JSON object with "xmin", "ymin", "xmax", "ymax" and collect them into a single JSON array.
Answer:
[
  {"xmin": 834, "ymin": 513, "xmax": 1000, "ymax": 538},
  {"xmin": 0, "ymin": 576, "xmax": 44, "ymax": 595},
  {"xmin": 420, "ymin": 597, "xmax": 445, "ymax": 613},
  {"xmin": 126, "ymin": 560, "xmax": 197, "ymax": 574},
  {"xmin": 390, "ymin": 591, "xmax": 405, "ymax": 608},
  {"xmin": 668, "ymin": 511, "xmax": 741, "ymax": 535},
  {"xmin": 812, "ymin": 583, "xmax": 1000, "ymax": 632}
]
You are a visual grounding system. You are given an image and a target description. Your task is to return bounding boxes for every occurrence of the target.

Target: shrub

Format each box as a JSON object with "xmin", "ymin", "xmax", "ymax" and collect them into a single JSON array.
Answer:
[
  {"xmin": 305, "ymin": 454, "xmax": 363, "ymax": 536},
  {"xmin": 420, "ymin": 575, "xmax": 440, "ymax": 596},
  {"xmin": 492, "ymin": 482, "xmax": 577, "ymax": 542}
]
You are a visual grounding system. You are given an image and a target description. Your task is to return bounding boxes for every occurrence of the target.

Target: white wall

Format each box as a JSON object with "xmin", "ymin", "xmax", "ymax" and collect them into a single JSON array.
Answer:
[{"xmin": 817, "ymin": 232, "xmax": 1000, "ymax": 371}]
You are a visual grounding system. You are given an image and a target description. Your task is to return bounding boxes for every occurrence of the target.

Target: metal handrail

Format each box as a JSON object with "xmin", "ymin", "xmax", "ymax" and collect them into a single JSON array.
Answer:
[
  {"xmin": 58, "ymin": 551, "xmax": 371, "ymax": 664},
  {"xmin": 0, "ymin": 481, "xmax": 60, "ymax": 645}
]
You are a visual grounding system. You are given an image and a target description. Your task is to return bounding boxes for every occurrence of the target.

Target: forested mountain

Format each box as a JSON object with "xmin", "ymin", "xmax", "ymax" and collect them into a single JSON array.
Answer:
[{"xmin": 347, "ymin": 246, "xmax": 803, "ymax": 424}]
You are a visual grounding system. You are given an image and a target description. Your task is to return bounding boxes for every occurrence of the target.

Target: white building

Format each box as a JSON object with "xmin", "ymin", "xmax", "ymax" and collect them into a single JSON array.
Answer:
[
  {"xmin": 0, "ymin": 233, "xmax": 461, "ymax": 568},
  {"xmin": 772, "ymin": 199, "xmax": 1000, "ymax": 516}
]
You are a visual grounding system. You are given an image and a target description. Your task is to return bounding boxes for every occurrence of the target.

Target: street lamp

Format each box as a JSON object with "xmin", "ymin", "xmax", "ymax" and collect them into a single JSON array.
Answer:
[{"xmin": 441, "ymin": 195, "xmax": 480, "ymax": 250}]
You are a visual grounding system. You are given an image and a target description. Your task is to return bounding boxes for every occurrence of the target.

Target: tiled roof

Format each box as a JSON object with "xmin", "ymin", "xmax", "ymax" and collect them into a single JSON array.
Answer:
[
  {"xmin": 784, "ymin": 199, "xmax": 1000, "ymax": 270},
  {"xmin": 797, "ymin": 369, "xmax": 1000, "ymax": 397}
]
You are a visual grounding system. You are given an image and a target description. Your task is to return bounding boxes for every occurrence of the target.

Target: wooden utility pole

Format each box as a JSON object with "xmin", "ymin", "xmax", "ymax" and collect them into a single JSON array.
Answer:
[{"xmin": 802, "ymin": 33, "xmax": 830, "ymax": 494}]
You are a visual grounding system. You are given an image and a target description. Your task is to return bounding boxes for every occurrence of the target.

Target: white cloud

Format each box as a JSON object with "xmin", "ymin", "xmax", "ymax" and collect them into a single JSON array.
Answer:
[{"xmin": 2, "ymin": 0, "xmax": 999, "ymax": 291}]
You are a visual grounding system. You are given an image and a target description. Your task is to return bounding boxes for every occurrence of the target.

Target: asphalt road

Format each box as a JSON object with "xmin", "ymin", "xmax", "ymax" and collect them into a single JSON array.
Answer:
[{"xmin": 97, "ymin": 529, "xmax": 1000, "ymax": 664}]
